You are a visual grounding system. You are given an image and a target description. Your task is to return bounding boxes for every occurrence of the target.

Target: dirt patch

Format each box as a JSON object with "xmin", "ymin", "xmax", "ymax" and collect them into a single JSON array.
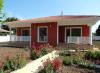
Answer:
[
  {"xmin": 61, "ymin": 66, "xmax": 96, "ymax": 73},
  {"xmin": 0, "ymin": 47, "xmax": 30, "ymax": 63}
]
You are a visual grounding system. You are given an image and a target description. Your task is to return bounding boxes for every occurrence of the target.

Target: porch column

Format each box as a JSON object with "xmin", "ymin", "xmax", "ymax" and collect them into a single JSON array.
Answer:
[
  {"xmin": 30, "ymin": 25, "xmax": 31, "ymax": 48},
  {"xmin": 89, "ymin": 26, "xmax": 92, "ymax": 45},
  {"xmin": 57, "ymin": 25, "xmax": 59, "ymax": 45},
  {"xmin": 9, "ymin": 27, "xmax": 12, "ymax": 41}
]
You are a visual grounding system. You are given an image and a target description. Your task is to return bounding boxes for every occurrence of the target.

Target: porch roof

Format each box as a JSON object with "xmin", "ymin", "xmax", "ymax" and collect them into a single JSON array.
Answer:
[{"xmin": 5, "ymin": 15, "xmax": 100, "ymax": 27}]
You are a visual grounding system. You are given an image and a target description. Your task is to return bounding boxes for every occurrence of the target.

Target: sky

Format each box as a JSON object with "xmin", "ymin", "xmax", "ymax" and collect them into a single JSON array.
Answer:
[{"xmin": 3, "ymin": 0, "xmax": 100, "ymax": 33}]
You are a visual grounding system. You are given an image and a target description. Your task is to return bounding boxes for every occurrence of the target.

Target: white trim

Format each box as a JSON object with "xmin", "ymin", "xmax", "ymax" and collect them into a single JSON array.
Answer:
[
  {"xmin": 89, "ymin": 26, "xmax": 92, "ymax": 45},
  {"xmin": 37, "ymin": 26, "xmax": 48, "ymax": 43},
  {"xmin": 9, "ymin": 27, "xmax": 12, "ymax": 41},
  {"xmin": 30, "ymin": 26, "xmax": 31, "ymax": 48},
  {"xmin": 65, "ymin": 27, "xmax": 82, "ymax": 43},
  {"xmin": 57, "ymin": 25, "xmax": 59, "ymax": 45}
]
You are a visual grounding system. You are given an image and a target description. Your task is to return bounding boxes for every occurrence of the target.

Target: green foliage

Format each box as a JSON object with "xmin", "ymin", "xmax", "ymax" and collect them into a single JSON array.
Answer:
[
  {"xmin": 30, "ymin": 49, "xmax": 38, "ymax": 60},
  {"xmin": 5, "ymin": 17, "xmax": 18, "ymax": 22},
  {"xmin": 85, "ymin": 51, "xmax": 100, "ymax": 60},
  {"xmin": 59, "ymin": 51, "xmax": 71, "ymax": 56},
  {"xmin": 0, "ymin": 0, "xmax": 3, "ymax": 10},
  {"xmin": 39, "ymin": 48, "xmax": 47, "ymax": 57},
  {"xmin": 63, "ymin": 57, "xmax": 72, "ymax": 66},
  {"xmin": 30, "ymin": 48, "xmax": 48, "ymax": 60},
  {"xmin": 39, "ymin": 63, "xmax": 55, "ymax": 73},
  {"xmin": 3, "ymin": 53, "xmax": 27, "ymax": 72},
  {"xmin": 0, "ymin": 69, "xmax": 5, "ymax": 73}
]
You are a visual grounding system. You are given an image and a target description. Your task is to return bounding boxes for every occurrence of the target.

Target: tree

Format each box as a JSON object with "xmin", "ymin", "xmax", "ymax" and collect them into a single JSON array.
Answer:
[
  {"xmin": 5, "ymin": 17, "xmax": 18, "ymax": 22},
  {"xmin": 0, "ymin": 0, "xmax": 3, "ymax": 10},
  {"xmin": 0, "ymin": 0, "xmax": 5, "ymax": 24},
  {"xmin": 96, "ymin": 25, "xmax": 100, "ymax": 36}
]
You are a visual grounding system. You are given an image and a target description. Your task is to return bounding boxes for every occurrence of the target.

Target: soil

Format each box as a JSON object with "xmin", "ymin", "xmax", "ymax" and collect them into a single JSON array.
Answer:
[
  {"xmin": 0, "ymin": 47, "xmax": 30, "ymax": 64},
  {"xmin": 61, "ymin": 66, "xmax": 96, "ymax": 73}
]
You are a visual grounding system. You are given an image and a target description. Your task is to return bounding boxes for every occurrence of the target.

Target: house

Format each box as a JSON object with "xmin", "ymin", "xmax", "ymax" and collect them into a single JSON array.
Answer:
[{"xmin": 5, "ymin": 15, "xmax": 100, "ymax": 49}]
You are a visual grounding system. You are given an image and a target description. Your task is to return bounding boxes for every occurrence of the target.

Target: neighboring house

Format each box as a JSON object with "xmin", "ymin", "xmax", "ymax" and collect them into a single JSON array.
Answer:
[{"xmin": 5, "ymin": 15, "xmax": 100, "ymax": 48}]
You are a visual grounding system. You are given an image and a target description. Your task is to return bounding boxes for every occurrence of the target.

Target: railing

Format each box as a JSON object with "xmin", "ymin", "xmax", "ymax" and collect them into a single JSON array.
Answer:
[
  {"xmin": 10, "ymin": 35, "xmax": 30, "ymax": 42},
  {"xmin": 0, "ymin": 35, "xmax": 10, "ymax": 42},
  {"xmin": 67, "ymin": 37, "xmax": 91, "ymax": 44},
  {"xmin": 92, "ymin": 36, "xmax": 100, "ymax": 41}
]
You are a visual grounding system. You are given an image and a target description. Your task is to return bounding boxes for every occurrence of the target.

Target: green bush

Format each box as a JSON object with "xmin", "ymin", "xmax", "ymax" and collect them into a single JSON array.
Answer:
[
  {"xmin": 72, "ymin": 58, "xmax": 81, "ymax": 65},
  {"xmin": 63, "ymin": 57, "xmax": 72, "ymax": 66},
  {"xmin": 39, "ymin": 63, "xmax": 55, "ymax": 73},
  {"xmin": 39, "ymin": 48, "xmax": 47, "ymax": 57},
  {"xmin": 72, "ymin": 58, "xmax": 95, "ymax": 70},
  {"xmin": 30, "ymin": 49, "xmax": 38, "ymax": 60},
  {"xmin": 3, "ymin": 54, "xmax": 27, "ymax": 72},
  {"xmin": 0, "ymin": 69, "xmax": 5, "ymax": 73},
  {"xmin": 85, "ymin": 51, "xmax": 100, "ymax": 60},
  {"xmin": 59, "ymin": 51, "xmax": 71, "ymax": 57}
]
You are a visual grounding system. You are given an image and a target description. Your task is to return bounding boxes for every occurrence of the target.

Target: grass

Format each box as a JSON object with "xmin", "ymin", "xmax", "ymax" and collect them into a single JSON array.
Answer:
[{"xmin": 93, "ymin": 41, "xmax": 100, "ymax": 50}]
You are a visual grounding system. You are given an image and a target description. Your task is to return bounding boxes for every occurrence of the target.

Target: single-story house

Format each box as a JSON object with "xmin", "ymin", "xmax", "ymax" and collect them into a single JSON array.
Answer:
[{"xmin": 5, "ymin": 15, "xmax": 100, "ymax": 48}]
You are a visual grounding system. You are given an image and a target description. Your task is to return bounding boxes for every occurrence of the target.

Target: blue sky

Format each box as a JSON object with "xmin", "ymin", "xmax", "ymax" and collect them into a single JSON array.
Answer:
[{"xmin": 3, "ymin": 0, "xmax": 100, "ymax": 32}]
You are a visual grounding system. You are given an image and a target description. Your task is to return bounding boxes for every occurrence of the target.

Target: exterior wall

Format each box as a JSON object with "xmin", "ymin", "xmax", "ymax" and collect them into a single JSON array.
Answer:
[
  {"xmin": 31, "ymin": 22, "xmax": 57, "ymax": 47},
  {"xmin": 59, "ymin": 25, "xmax": 89, "ymax": 43},
  {"xmin": 16, "ymin": 27, "xmax": 30, "ymax": 36}
]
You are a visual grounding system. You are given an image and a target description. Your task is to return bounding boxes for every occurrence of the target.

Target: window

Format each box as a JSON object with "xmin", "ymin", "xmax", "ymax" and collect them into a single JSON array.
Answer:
[
  {"xmin": 22, "ymin": 29, "xmax": 30, "ymax": 36},
  {"xmin": 38, "ymin": 27, "xmax": 48, "ymax": 42},
  {"xmin": 71, "ymin": 28, "xmax": 81, "ymax": 36}
]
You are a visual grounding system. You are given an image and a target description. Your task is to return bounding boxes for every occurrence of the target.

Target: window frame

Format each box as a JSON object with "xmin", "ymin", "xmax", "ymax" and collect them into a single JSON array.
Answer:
[
  {"xmin": 65, "ymin": 27, "xmax": 82, "ymax": 43},
  {"xmin": 37, "ymin": 26, "xmax": 48, "ymax": 42}
]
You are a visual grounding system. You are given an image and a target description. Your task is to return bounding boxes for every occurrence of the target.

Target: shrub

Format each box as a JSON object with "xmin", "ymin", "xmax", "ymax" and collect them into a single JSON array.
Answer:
[
  {"xmin": 63, "ymin": 57, "xmax": 72, "ymax": 66},
  {"xmin": 72, "ymin": 58, "xmax": 95, "ymax": 70},
  {"xmin": 52, "ymin": 58, "xmax": 62, "ymax": 71},
  {"xmin": 39, "ymin": 48, "xmax": 47, "ymax": 57},
  {"xmin": 3, "ymin": 53, "xmax": 27, "ymax": 72},
  {"xmin": 85, "ymin": 51, "xmax": 100, "ymax": 60},
  {"xmin": 72, "ymin": 58, "xmax": 81, "ymax": 65},
  {"xmin": 30, "ymin": 49, "xmax": 38, "ymax": 60},
  {"xmin": 39, "ymin": 63, "xmax": 55, "ymax": 73},
  {"xmin": 0, "ymin": 69, "xmax": 5, "ymax": 73},
  {"xmin": 39, "ymin": 57, "xmax": 61, "ymax": 73},
  {"xmin": 59, "ymin": 51, "xmax": 71, "ymax": 56}
]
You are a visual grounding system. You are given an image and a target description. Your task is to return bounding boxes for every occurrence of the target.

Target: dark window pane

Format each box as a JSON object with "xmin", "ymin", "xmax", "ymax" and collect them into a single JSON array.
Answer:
[
  {"xmin": 71, "ymin": 28, "xmax": 81, "ymax": 36},
  {"xmin": 22, "ymin": 30, "xmax": 29, "ymax": 36},
  {"xmin": 39, "ymin": 27, "xmax": 47, "ymax": 42},
  {"xmin": 39, "ymin": 28, "xmax": 47, "ymax": 36}
]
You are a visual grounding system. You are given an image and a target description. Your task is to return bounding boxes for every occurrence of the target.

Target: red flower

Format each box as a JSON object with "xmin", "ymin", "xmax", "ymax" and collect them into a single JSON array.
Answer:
[{"xmin": 52, "ymin": 57, "xmax": 62, "ymax": 70}]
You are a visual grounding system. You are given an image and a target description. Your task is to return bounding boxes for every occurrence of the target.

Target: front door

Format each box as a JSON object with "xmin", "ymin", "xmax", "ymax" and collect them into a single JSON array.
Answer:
[{"xmin": 65, "ymin": 28, "xmax": 70, "ymax": 43}]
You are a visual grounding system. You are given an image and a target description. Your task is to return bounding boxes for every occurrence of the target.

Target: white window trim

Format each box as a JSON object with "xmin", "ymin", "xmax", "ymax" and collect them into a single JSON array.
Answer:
[
  {"xmin": 37, "ymin": 26, "xmax": 48, "ymax": 43},
  {"xmin": 65, "ymin": 27, "xmax": 82, "ymax": 43}
]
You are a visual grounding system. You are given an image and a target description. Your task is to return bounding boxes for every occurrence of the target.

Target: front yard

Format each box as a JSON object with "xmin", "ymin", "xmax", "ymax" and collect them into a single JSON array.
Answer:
[{"xmin": 0, "ymin": 45, "xmax": 100, "ymax": 73}]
